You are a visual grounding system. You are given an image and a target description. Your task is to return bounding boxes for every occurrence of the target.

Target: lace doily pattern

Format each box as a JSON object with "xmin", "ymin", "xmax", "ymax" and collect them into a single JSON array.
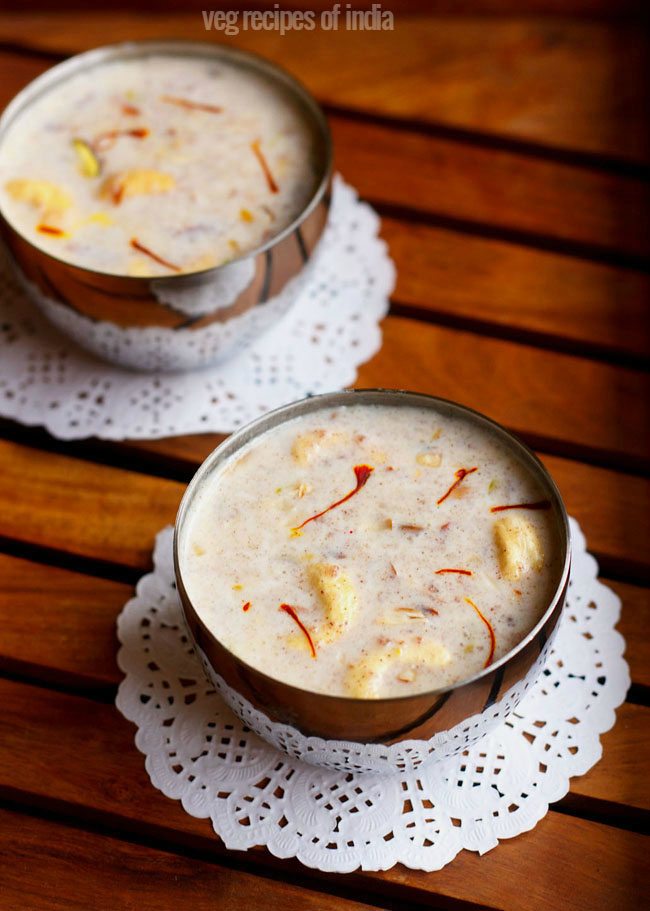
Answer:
[
  {"xmin": 0, "ymin": 175, "xmax": 394, "ymax": 440},
  {"xmin": 196, "ymin": 635, "xmax": 552, "ymax": 774},
  {"xmin": 116, "ymin": 517, "xmax": 629, "ymax": 873}
]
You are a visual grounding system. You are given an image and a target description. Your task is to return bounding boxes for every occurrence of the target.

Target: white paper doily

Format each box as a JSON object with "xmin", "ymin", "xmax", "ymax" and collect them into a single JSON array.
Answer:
[
  {"xmin": 0, "ymin": 175, "xmax": 394, "ymax": 440},
  {"xmin": 116, "ymin": 517, "xmax": 629, "ymax": 873}
]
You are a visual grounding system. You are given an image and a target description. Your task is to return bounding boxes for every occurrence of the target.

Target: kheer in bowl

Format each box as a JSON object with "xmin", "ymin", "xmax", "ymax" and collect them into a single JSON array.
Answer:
[
  {"xmin": 0, "ymin": 41, "xmax": 331, "ymax": 370},
  {"xmin": 175, "ymin": 390, "xmax": 571, "ymax": 773}
]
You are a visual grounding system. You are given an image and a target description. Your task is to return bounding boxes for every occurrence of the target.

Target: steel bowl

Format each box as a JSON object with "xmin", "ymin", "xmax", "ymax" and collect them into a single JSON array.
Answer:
[
  {"xmin": 174, "ymin": 390, "xmax": 571, "ymax": 773},
  {"xmin": 0, "ymin": 40, "xmax": 332, "ymax": 372}
]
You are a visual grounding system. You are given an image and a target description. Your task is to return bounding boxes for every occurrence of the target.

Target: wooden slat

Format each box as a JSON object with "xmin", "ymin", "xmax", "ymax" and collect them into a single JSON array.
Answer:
[
  {"xmin": 383, "ymin": 218, "xmax": 650, "ymax": 362},
  {"xmin": 538, "ymin": 456, "xmax": 650, "ymax": 582},
  {"xmin": 0, "ymin": 439, "xmax": 181, "ymax": 570},
  {"xmin": 0, "ymin": 552, "xmax": 124, "ymax": 690},
  {"xmin": 1, "ymin": 552, "xmax": 646, "ymax": 691},
  {"xmin": 570, "ymin": 702, "xmax": 650, "ymax": 812},
  {"xmin": 0, "ymin": 422, "xmax": 649, "ymax": 580},
  {"xmin": 608, "ymin": 580, "xmax": 650, "ymax": 690},
  {"xmin": 329, "ymin": 117, "xmax": 650, "ymax": 262},
  {"xmin": 0, "ymin": 54, "xmax": 649, "ymax": 263},
  {"xmin": 0, "ymin": 678, "xmax": 644, "ymax": 911},
  {"xmin": 126, "ymin": 437, "xmax": 650, "ymax": 581},
  {"xmin": 0, "ymin": 808, "xmax": 377, "ymax": 911},
  {"xmin": 0, "ymin": 14, "xmax": 647, "ymax": 165},
  {"xmin": 357, "ymin": 319, "xmax": 650, "ymax": 470}
]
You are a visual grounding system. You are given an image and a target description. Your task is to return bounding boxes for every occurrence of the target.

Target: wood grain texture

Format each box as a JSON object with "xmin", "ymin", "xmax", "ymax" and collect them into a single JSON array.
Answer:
[
  {"xmin": 569, "ymin": 702, "xmax": 650, "ymax": 813},
  {"xmin": 0, "ymin": 53, "xmax": 649, "ymax": 265},
  {"xmin": 0, "ymin": 808, "xmax": 378, "ymax": 911},
  {"xmin": 0, "ymin": 13, "xmax": 647, "ymax": 164},
  {"xmin": 329, "ymin": 117, "xmax": 650, "ymax": 261},
  {"xmin": 0, "ymin": 438, "xmax": 645, "ymax": 582},
  {"xmin": 607, "ymin": 580, "xmax": 650, "ymax": 690},
  {"xmin": 124, "ymin": 437, "xmax": 650, "ymax": 579},
  {"xmin": 0, "ymin": 9, "xmax": 646, "ymax": 907},
  {"xmin": 1, "ymin": 551, "xmax": 646, "ymax": 691},
  {"xmin": 357, "ymin": 319, "xmax": 650, "ymax": 470},
  {"xmin": 3, "ymin": 2, "xmax": 648, "ymax": 16},
  {"xmin": 0, "ymin": 439, "xmax": 181, "ymax": 570},
  {"xmin": 537, "ymin": 456, "xmax": 650, "ymax": 581},
  {"xmin": 0, "ymin": 553, "xmax": 125, "ymax": 690},
  {"xmin": 0, "ymin": 429, "xmax": 648, "ymax": 578},
  {"xmin": 383, "ymin": 218, "xmax": 650, "ymax": 362},
  {"xmin": 0, "ymin": 677, "xmax": 644, "ymax": 911}
]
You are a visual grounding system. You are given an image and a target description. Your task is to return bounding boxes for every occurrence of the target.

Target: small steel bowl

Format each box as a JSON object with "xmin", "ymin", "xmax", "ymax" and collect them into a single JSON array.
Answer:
[
  {"xmin": 174, "ymin": 390, "xmax": 571, "ymax": 773},
  {"xmin": 0, "ymin": 40, "xmax": 331, "ymax": 372}
]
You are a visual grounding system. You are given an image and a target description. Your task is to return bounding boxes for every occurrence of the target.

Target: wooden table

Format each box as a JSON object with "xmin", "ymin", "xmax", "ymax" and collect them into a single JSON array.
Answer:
[{"xmin": 0, "ymin": 9, "xmax": 648, "ymax": 910}]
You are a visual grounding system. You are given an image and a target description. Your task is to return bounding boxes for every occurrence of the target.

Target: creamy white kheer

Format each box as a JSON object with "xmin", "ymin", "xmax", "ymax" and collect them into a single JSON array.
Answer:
[
  {"xmin": 0, "ymin": 54, "xmax": 317, "ymax": 275},
  {"xmin": 181, "ymin": 404, "xmax": 563, "ymax": 698}
]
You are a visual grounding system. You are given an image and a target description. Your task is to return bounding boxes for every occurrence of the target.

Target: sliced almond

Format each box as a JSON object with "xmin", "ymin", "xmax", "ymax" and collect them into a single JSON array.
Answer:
[{"xmin": 72, "ymin": 138, "xmax": 101, "ymax": 178}]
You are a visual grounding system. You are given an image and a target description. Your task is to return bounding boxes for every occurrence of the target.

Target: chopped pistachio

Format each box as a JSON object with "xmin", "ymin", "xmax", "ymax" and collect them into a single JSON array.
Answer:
[{"xmin": 72, "ymin": 138, "xmax": 101, "ymax": 178}]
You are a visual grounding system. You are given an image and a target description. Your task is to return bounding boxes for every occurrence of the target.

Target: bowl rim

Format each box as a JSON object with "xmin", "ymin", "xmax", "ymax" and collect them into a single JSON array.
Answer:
[
  {"xmin": 174, "ymin": 388, "xmax": 572, "ymax": 705},
  {"xmin": 0, "ymin": 38, "xmax": 333, "ymax": 283}
]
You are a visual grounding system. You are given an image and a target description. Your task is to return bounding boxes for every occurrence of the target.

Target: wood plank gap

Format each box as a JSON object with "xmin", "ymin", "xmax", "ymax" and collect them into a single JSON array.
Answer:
[
  {"xmin": 552, "ymin": 795, "xmax": 650, "ymax": 838},
  {"xmin": 373, "ymin": 200, "xmax": 650, "ymax": 273},
  {"xmin": 0, "ymin": 534, "xmax": 143, "ymax": 586},
  {"xmin": 0, "ymin": 795, "xmax": 468, "ymax": 911},
  {"xmin": 323, "ymin": 102, "xmax": 650, "ymax": 181},
  {"xmin": 585, "ymin": 554, "xmax": 649, "ymax": 588},
  {"xmin": 0, "ymin": 663, "xmax": 117, "ymax": 703},
  {"xmin": 0, "ymin": 418, "xmax": 196, "ymax": 484},
  {"xmin": 388, "ymin": 299, "xmax": 650, "ymax": 372},
  {"xmin": 0, "ymin": 443, "xmax": 648, "ymax": 583},
  {"xmin": 495, "ymin": 427, "xmax": 649, "ymax": 478},
  {"xmin": 0, "ymin": 37, "xmax": 648, "ymax": 183},
  {"xmin": 0, "ymin": 38, "xmax": 65, "ymax": 64},
  {"xmin": 624, "ymin": 682, "xmax": 650, "ymax": 708},
  {"xmin": 2, "ymin": 401, "xmax": 650, "ymax": 484}
]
